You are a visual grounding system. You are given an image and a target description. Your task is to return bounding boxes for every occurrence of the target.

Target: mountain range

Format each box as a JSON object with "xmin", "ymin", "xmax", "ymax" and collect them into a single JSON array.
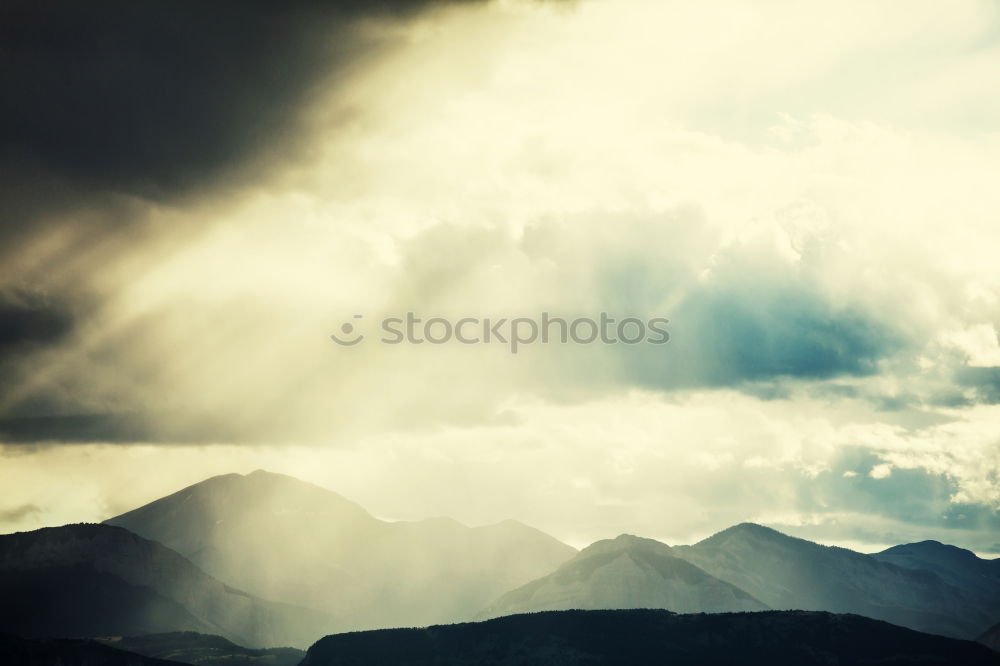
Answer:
[
  {"xmin": 479, "ymin": 521, "xmax": 1000, "ymax": 640},
  {"xmin": 1, "ymin": 468, "xmax": 998, "ymax": 659},
  {"xmin": 669, "ymin": 522, "xmax": 996, "ymax": 638},
  {"xmin": 105, "ymin": 470, "xmax": 576, "ymax": 630}
]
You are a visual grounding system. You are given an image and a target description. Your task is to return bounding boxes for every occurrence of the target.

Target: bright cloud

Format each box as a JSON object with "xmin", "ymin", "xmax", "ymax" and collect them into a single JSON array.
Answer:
[{"xmin": 2, "ymin": 0, "xmax": 998, "ymax": 553}]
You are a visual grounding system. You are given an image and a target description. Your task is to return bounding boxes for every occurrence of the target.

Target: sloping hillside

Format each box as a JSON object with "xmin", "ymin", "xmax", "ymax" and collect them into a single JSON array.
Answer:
[
  {"xmin": 671, "ymin": 523, "xmax": 990, "ymax": 638},
  {"xmin": 98, "ymin": 632, "xmax": 304, "ymax": 666},
  {"xmin": 0, "ymin": 524, "xmax": 334, "ymax": 648},
  {"xmin": 481, "ymin": 534, "xmax": 765, "ymax": 618},
  {"xmin": 300, "ymin": 609, "xmax": 1000, "ymax": 666},
  {"xmin": 0, "ymin": 633, "xmax": 185, "ymax": 666}
]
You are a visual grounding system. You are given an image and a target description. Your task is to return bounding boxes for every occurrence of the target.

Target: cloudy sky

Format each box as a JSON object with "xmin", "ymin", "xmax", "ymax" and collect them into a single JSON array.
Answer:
[{"xmin": 2, "ymin": 0, "xmax": 999, "ymax": 554}]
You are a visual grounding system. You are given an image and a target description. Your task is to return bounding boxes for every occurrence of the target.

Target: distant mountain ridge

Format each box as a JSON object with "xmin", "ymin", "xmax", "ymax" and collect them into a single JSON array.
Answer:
[
  {"xmin": 874, "ymin": 540, "xmax": 1000, "ymax": 623},
  {"xmin": 22, "ymin": 469, "xmax": 988, "ymax": 645},
  {"xmin": 481, "ymin": 534, "xmax": 767, "ymax": 618},
  {"xmin": 106, "ymin": 470, "xmax": 576, "ymax": 630},
  {"xmin": 97, "ymin": 632, "xmax": 304, "ymax": 666},
  {"xmin": 0, "ymin": 633, "xmax": 186, "ymax": 666},
  {"xmin": 670, "ymin": 523, "xmax": 994, "ymax": 638},
  {"xmin": 300, "ymin": 609, "xmax": 1000, "ymax": 666},
  {"xmin": 0, "ymin": 524, "xmax": 333, "ymax": 648}
]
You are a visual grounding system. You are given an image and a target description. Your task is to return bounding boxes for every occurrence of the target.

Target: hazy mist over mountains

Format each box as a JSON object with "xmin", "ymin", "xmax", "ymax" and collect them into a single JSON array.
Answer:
[{"xmin": 105, "ymin": 470, "xmax": 575, "ymax": 631}]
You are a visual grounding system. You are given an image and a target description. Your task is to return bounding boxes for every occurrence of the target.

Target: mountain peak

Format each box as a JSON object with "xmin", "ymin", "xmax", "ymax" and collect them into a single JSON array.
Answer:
[
  {"xmin": 880, "ymin": 540, "xmax": 979, "ymax": 560},
  {"xmin": 110, "ymin": 469, "xmax": 372, "ymax": 521},
  {"xmin": 698, "ymin": 522, "xmax": 788, "ymax": 546},
  {"xmin": 245, "ymin": 468, "xmax": 280, "ymax": 478},
  {"xmin": 104, "ymin": 469, "xmax": 376, "ymax": 567},
  {"xmin": 575, "ymin": 534, "xmax": 672, "ymax": 561},
  {"xmin": 872, "ymin": 538, "xmax": 1000, "ymax": 600},
  {"xmin": 731, "ymin": 521, "xmax": 780, "ymax": 534},
  {"xmin": 613, "ymin": 533, "xmax": 662, "ymax": 544}
]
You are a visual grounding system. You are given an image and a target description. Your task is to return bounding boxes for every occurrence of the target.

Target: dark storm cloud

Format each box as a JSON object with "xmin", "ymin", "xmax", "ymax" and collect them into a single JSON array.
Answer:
[
  {"xmin": 0, "ymin": 410, "xmax": 288, "ymax": 445},
  {"xmin": 394, "ymin": 217, "xmax": 910, "ymax": 399},
  {"xmin": 0, "ymin": 289, "xmax": 77, "ymax": 431},
  {"xmin": 673, "ymin": 283, "xmax": 897, "ymax": 384},
  {"xmin": 613, "ymin": 269, "xmax": 905, "ymax": 392},
  {"xmin": 0, "ymin": 289, "xmax": 74, "ymax": 351},
  {"xmin": 0, "ymin": 0, "xmax": 480, "ymax": 248},
  {"xmin": 526, "ymin": 212, "xmax": 908, "ymax": 393},
  {"xmin": 0, "ymin": 414, "xmax": 147, "ymax": 445},
  {"xmin": 0, "ymin": 413, "xmax": 189, "ymax": 444},
  {"xmin": 0, "ymin": 0, "xmax": 495, "ymax": 445}
]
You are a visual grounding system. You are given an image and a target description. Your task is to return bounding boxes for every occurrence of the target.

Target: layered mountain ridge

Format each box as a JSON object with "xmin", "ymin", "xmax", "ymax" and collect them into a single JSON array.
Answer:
[
  {"xmin": 873, "ymin": 539, "xmax": 1000, "ymax": 623},
  {"xmin": 670, "ymin": 522, "xmax": 994, "ymax": 638},
  {"xmin": 481, "ymin": 533, "xmax": 767, "ymax": 618},
  {"xmin": 1, "ymin": 469, "xmax": 997, "ymax": 653}
]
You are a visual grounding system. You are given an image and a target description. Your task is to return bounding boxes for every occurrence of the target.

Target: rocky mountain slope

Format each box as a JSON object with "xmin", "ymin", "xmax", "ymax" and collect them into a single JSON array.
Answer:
[{"xmin": 0, "ymin": 524, "xmax": 333, "ymax": 648}]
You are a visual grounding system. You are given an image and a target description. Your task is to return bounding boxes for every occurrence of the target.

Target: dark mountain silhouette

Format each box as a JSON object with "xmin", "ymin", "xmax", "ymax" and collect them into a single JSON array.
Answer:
[
  {"xmin": 874, "ymin": 540, "xmax": 1000, "ymax": 623},
  {"xmin": 980, "ymin": 621, "xmax": 1000, "ymax": 653},
  {"xmin": 299, "ymin": 609, "xmax": 1000, "ymax": 666},
  {"xmin": 0, "ymin": 633, "xmax": 185, "ymax": 666},
  {"xmin": 105, "ymin": 470, "xmax": 576, "ymax": 630},
  {"xmin": 670, "ymin": 523, "xmax": 992, "ymax": 638},
  {"xmin": 0, "ymin": 524, "xmax": 334, "ymax": 648},
  {"xmin": 481, "ymin": 534, "xmax": 766, "ymax": 618},
  {"xmin": 97, "ymin": 632, "xmax": 304, "ymax": 666}
]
